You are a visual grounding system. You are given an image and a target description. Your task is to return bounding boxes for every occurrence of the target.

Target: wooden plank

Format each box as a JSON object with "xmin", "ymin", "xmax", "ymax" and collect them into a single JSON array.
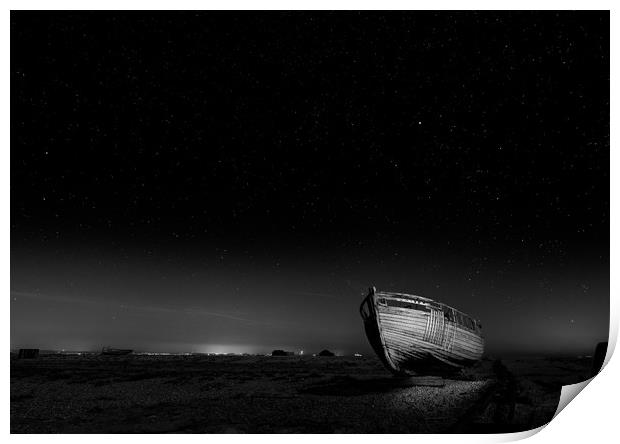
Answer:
[{"xmin": 368, "ymin": 290, "xmax": 485, "ymax": 374}]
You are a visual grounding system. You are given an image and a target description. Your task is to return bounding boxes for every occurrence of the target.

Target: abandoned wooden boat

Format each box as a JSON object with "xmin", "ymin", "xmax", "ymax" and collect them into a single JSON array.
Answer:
[{"xmin": 360, "ymin": 287, "xmax": 484, "ymax": 375}]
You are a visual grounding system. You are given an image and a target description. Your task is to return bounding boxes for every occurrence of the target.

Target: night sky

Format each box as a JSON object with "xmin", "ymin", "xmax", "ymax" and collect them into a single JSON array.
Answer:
[{"xmin": 11, "ymin": 12, "xmax": 609, "ymax": 356}]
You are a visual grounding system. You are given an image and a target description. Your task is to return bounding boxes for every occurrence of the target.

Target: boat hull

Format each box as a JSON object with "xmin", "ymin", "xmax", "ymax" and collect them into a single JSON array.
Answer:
[{"xmin": 360, "ymin": 289, "xmax": 484, "ymax": 376}]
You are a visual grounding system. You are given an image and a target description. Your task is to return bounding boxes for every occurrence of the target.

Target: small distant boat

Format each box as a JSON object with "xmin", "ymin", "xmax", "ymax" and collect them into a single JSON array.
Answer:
[
  {"xmin": 360, "ymin": 287, "xmax": 484, "ymax": 376},
  {"xmin": 101, "ymin": 347, "xmax": 133, "ymax": 356}
]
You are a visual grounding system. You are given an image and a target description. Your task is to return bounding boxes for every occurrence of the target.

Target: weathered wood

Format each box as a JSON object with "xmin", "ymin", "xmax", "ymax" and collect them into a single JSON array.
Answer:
[{"xmin": 361, "ymin": 287, "xmax": 485, "ymax": 376}]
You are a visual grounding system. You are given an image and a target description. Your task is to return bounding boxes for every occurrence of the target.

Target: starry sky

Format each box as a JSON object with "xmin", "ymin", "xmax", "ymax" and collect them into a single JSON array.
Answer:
[{"xmin": 11, "ymin": 11, "xmax": 609, "ymax": 355}]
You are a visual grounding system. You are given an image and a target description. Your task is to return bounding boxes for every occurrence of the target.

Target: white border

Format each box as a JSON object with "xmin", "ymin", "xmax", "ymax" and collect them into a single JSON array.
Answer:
[
  {"xmin": 4, "ymin": 3, "xmax": 616, "ymax": 444},
  {"xmin": 0, "ymin": 1, "xmax": 616, "ymax": 11}
]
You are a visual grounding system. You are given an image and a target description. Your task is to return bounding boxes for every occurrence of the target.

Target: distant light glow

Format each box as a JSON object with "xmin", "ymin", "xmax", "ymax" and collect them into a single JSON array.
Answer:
[{"xmin": 198, "ymin": 344, "xmax": 264, "ymax": 355}]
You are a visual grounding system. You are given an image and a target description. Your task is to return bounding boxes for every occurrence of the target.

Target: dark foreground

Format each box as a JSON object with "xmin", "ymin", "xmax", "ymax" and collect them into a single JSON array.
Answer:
[{"xmin": 11, "ymin": 354, "xmax": 593, "ymax": 433}]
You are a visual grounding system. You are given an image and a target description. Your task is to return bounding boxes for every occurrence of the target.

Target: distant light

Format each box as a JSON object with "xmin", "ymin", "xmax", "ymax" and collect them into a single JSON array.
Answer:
[
  {"xmin": 300, "ymin": 350, "xmax": 304, "ymax": 355},
  {"xmin": 354, "ymin": 353, "xmax": 363, "ymax": 357}
]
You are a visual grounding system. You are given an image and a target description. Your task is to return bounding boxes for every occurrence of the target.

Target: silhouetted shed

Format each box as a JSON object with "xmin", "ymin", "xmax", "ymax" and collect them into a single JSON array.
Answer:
[
  {"xmin": 271, "ymin": 350, "xmax": 294, "ymax": 356},
  {"xmin": 591, "ymin": 341, "xmax": 608, "ymax": 376}
]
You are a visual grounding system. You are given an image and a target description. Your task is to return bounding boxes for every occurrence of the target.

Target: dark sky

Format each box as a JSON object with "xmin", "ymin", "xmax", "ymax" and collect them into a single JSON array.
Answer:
[{"xmin": 11, "ymin": 11, "xmax": 609, "ymax": 355}]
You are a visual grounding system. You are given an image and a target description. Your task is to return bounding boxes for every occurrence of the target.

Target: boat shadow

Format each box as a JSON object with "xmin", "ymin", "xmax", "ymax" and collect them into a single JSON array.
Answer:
[{"xmin": 300, "ymin": 375, "xmax": 445, "ymax": 396}]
